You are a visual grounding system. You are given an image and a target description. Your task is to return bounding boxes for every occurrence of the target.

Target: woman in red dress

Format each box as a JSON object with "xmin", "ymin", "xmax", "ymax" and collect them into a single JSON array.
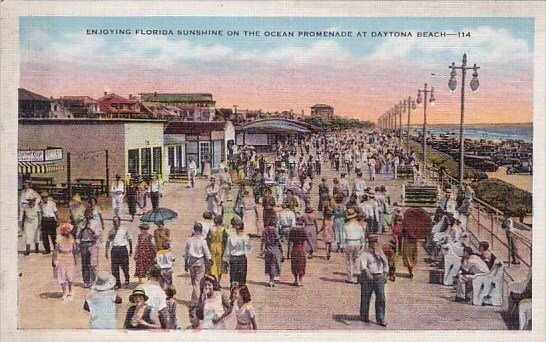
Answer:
[
  {"xmin": 134, "ymin": 223, "xmax": 156, "ymax": 283},
  {"xmin": 288, "ymin": 218, "xmax": 313, "ymax": 287}
]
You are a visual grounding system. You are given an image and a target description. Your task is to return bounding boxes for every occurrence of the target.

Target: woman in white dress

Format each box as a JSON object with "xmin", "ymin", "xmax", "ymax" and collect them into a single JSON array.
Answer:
[{"xmin": 198, "ymin": 276, "xmax": 232, "ymax": 330}]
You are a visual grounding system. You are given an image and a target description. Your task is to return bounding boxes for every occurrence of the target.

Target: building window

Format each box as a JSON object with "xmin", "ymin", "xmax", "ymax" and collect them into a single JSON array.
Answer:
[
  {"xmin": 141, "ymin": 148, "xmax": 152, "ymax": 175},
  {"xmin": 128, "ymin": 149, "xmax": 140, "ymax": 176},
  {"xmin": 267, "ymin": 134, "xmax": 277, "ymax": 145},
  {"xmin": 153, "ymin": 147, "xmax": 162, "ymax": 175}
]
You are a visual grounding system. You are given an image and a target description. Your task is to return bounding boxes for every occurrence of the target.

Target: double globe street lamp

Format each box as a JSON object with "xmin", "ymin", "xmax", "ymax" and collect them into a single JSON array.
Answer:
[
  {"xmin": 448, "ymin": 53, "xmax": 480, "ymax": 186},
  {"xmin": 416, "ymin": 83, "xmax": 436, "ymax": 179}
]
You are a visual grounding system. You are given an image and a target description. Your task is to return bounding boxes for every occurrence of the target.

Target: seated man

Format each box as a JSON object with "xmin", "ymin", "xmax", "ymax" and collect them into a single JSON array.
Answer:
[
  {"xmin": 455, "ymin": 247, "xmax": 490, "ymax": 302},
  {"xmin": 478, "ymin": 241, "xmax": 496, "ymax": 269}
]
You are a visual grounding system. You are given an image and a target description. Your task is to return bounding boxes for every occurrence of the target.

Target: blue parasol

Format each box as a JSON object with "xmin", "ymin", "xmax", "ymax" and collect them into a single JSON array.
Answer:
[{"xmin": 140, "ymin": 208, "xmax": 178, "ymax": 223}]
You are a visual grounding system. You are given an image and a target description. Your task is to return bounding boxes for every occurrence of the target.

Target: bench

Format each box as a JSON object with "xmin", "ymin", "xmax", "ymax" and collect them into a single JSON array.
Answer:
[
  {"xmin": 442, "ymin": 243, "xmax": 464, "ymax": 286},
  {"xmin": 397, "ymin": 165, "xmax": 414, "ymax": 179},
  {"xmin": 519, "ymin": 299, "xmax": 532, "ymax": 330},
  {"xmin": 30, "ymin": 176, "xmax": 54, "ymax": 186},
  {"xmin": 471, "ymin": 261, "xmax": 504, "ymax": 306},
  {"xmin": 75, "ymin": 178, "xmax": 106, "ymax": 194},
  {"xmin": 403, "ymin": 184, "xmax": 439, "ymax": 207}
]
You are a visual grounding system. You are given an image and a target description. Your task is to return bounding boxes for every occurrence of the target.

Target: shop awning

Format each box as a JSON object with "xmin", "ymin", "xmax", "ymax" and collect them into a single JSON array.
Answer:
[{"xmin": 18, "ymin": 161, "xmax": 64, "ymax": 174}]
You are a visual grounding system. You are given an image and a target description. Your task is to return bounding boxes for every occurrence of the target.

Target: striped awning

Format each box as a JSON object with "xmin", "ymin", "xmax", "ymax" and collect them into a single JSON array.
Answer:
[{"xmin": 18, "ymin": 161, "xmax": 64, "ymax": 174}]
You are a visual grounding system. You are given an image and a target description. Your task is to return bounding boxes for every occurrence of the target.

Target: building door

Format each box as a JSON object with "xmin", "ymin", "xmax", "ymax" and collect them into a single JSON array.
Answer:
[
  {"xmin": 213, "ymin": 140, "xmax": 223, "ymax": 169},
  {"xmin": 176, "ymin": 145, "xmax": 184, "ymax": 168},
  {"xmin": 199, "ymin": 141, "xmax": 211, "ymax": 173},
  {"xmin": 141, "ymin": 148, "xmax": 152, "ymax": 176}
]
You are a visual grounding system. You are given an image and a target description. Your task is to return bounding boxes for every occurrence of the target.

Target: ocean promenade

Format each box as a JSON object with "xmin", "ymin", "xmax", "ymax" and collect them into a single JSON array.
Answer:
[{"xmin": 18, "ymin": 152, "xmax": 515, "ymax": 330}]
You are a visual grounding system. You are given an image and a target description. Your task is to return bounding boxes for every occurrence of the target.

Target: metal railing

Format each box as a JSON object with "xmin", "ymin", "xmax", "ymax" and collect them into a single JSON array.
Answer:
[{"xmin": 426, "ymin": 165, "xmax": 532, "ymax": 284}]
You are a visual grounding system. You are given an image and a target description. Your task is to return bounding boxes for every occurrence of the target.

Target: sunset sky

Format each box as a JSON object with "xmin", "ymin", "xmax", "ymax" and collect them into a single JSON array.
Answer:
[{"xmin": 20, "ymin": 17, "xmax": 534, "ymax": 124}]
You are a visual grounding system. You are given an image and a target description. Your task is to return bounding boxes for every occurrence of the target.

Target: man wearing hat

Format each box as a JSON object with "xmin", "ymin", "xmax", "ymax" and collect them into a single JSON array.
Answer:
[
  {"xmin": 110, "ymin": 174, "xmax": 126, "ymax": 217},
  {"xmin": 84, "ymin": 271, "xmax": 122, "ymax": 329},
  {"xmin": 357, "ymin": 234, "xmax": 389, "ymax": 326},
  {"xmin": 19, "ymin": 196, "xmax": 42, "ymax": 255},
  {"xmin": 40, "ymin": 193, "xmax": 58, "ymax": 254},
  {"xmin": 343, "ymin": 208, "xmax": 367, "ymax": 283}
]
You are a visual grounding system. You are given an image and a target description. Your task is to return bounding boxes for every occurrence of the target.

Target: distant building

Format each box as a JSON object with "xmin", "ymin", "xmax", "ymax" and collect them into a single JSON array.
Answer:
[
  {"xmin": 97, "ymin": 92, "xmax": 148, "ymax": 119},
  {"xmin": 59, "ymin": 96, "xmax": 103, "ymax": 118},
  {"xmin": 18, "ymin": 88, "xmax": 53, "ymax": 118},
  {"xmin": 164, "ymin": 121, "xmax": 235, "ymax": 174},
  {"xmin": 236, "ymin": 118, "xmax": 321, "ymax": 152},
  {"xmin": 310, "ymin": 104, "xmax": 334, "ymax": 118},
  {"xmin": 140, "ymin": 92, "xmax": 216, "ymax": 121},
  {"xmin": 19, "ymin": 118, "xmax": 167, "ymax": 184}
]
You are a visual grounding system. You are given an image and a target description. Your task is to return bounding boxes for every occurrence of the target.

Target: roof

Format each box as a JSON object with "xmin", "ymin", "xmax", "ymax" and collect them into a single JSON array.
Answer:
[
  {"xmin": 237, "ymin": 118, "xmax": 321, "ymax": 135},
  {"xmin": 60, "ymin": 96, "xmax": 98, "ymax": 104},
  {"xmin": 97, "ymin": 93, "xmax": 138, "ymax": 105},
  {"xmin": 165, "ymin": 121, "xmax": 227, "ymax": 134},
  {"xmin": 19, "ymin": 118, "xmax": 167, "ymax": 124},
  {"xmin": 19, "ymin": 88, "xmax": 51, "ymax": 102},
  {"xmin": 311, "ymin": 104, "xmax": 333, "ymax": 109},
  {"xmin": 140, "ymin": 93, "xmax": 214, "ymax": 103}
]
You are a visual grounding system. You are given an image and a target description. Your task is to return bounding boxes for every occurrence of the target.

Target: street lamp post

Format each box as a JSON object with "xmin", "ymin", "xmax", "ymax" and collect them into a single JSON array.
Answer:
[
  {"xmin": 403, "ymin": 97, "xmax": 417, "ymax": 152},
  {"xmin": 449, "ymin": 53, "xmax": 480, "ymax": 186},
  {"xmin": 398, "ymin": 102, "xmax": 403, "ymax": 147},
  {"xmin": 416, "ymin": 83, "xmax": 436, "ymax": 179}
]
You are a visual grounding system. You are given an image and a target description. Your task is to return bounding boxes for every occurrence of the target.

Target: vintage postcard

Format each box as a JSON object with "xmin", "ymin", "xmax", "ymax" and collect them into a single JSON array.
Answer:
[{"xmin": 1, "ymin": 1, "xmax": 545, "ymax": 341}]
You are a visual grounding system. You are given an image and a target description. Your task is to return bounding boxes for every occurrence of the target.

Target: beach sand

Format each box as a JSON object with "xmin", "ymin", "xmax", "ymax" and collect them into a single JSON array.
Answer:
[{"xmin": 486, "ymin": 166, "xmax": 533, "ymax": 193}]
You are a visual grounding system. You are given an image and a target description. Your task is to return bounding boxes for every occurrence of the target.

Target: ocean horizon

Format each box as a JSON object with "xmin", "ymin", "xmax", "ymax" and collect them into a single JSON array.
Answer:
[{"xmin": 409, "ymin": 123, "xmax": 533, "ymax": 143}]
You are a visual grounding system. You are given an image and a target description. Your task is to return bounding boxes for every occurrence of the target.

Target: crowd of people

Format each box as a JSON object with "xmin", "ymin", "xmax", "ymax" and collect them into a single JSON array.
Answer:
[{"xmin": 18, "ymin": 128, "xmax": 528, "ymax": 330}]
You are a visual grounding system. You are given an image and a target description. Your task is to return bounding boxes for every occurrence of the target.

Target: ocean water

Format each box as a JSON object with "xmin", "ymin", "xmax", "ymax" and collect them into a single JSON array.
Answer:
[{"xmin": 411, "ymin": 123, "xmax": 533, "ymax": 143}]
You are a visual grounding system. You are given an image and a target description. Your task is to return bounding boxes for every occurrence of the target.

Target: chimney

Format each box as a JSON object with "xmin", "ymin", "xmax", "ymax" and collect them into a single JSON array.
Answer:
[
  {"xmin": 154, "ymin": 92, "xmax": 158, "ymax": 97},
  {"xmin": 129, "ymin": 94, "xmax": 133, "ymax": 99},
  {"xmin": 104, "ymin": 91, "xmax": 108, "ymax": 96}
]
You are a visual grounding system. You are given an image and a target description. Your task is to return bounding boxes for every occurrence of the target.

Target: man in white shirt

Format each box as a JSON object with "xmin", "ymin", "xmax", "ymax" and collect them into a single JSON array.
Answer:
[
  {"xmin": 110, "ymin": 174, "xmax": 125, "ymax": 217},
  {"xmin": 20, "ymin": 197, "xmax": 41, "ymax": 255},
  {"xmin": 353, "ymin": 172, "xmax": 367, "ymax": 203},
  {"xmin": 276, "ymin": 203, "xmax": 297, "ymax": 246},
  {"xmin": 137, "ymin": 265, "xmax": 169, "ymax": 328},
  {"xmin": 184, "ymin": 223, "xmax": 212, "ymax": 304},
  {"xmin": 455, "ymin": 247, "xmax": 490, "ymax": 302},
  {"xmin": 149, "ymin": 174, "xmax": 162, "ymax": 210},
  {"xmin": 187, "ymin": 157, "xmax": 197, "ymax": 188},
  {"xmin": 105, "ymin": 216, "xmax": 132, "ymax": 289},
  {"xmin": 40, "ymin": 193, "xmax": 58, "ymax": 254},
  {"xmin": 393, "ymin": 155, "xmax": 400, "ymax": 180},
  {"xmin": 198, "ymin": 211, "xmax": 215, "ymax": 240},
  {"xmin": 343, "ymin": 209, "xmax": 367, "ymax": 283},
  {"xmin": 358, "ymin": 235, "xmax": 389, "ymax": 326}
]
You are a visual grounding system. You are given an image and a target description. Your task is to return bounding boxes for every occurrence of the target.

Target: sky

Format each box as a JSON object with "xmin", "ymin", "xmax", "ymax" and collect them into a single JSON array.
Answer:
[{"xmin": 19, "ymin": 17, "xmax": 534, "ymax": 124}]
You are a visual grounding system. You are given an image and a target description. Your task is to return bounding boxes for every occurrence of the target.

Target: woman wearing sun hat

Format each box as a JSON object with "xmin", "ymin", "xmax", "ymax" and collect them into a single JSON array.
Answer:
[
  {"xmin": 84, "ymin": 271, "xmax": 122, "ymax": 329},
  {"xmin": 124, "ymin": 289, "xmax": 161, "ymax": 329},
  {"xmin": 52, "ymin": 222, "xmax": 78, "ymax": 301}
]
